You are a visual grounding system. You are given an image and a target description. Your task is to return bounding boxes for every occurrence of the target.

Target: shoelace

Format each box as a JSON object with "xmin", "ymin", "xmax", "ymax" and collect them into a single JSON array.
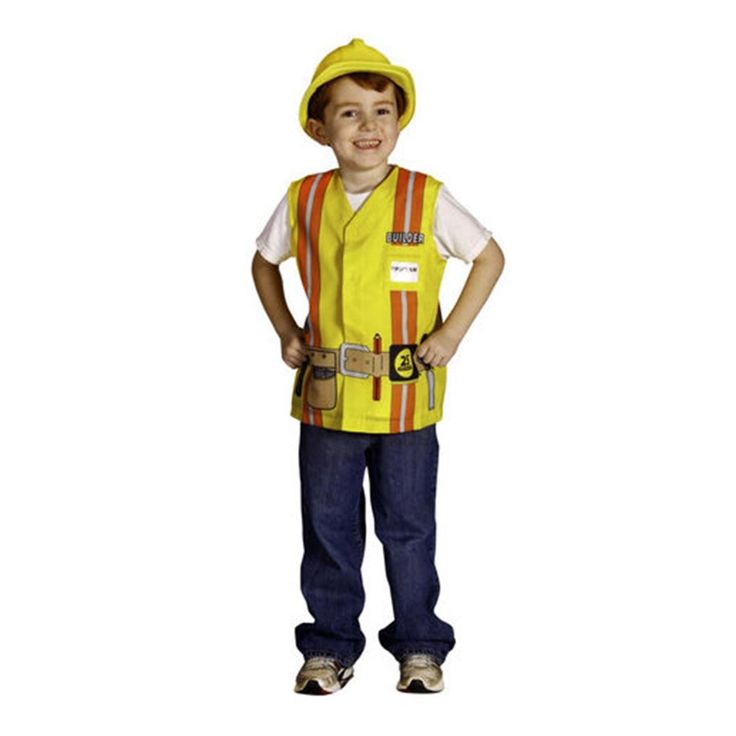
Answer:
[
  {"xmin": 402, "ymin": 654, "xmax": 438, "ymax": 669},
  {"xmin": 303, "ymin": 656, "xmax": 340, "ymax": 672}
]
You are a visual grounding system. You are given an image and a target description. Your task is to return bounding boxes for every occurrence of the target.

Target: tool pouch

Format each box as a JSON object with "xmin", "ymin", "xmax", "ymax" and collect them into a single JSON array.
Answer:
[{"xmin": 306, "ymin": 351, "xmax": 337, "ymax": 410}]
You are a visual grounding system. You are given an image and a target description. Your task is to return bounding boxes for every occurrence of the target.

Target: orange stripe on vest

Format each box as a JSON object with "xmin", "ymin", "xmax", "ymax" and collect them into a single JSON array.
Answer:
[
  {"xmin": 389, "ymin": 290, "xmax": 418, "ymax": 433},
  {"xmin": 296, "ymin": 171, "xmax": 333, "ymax": 426}
]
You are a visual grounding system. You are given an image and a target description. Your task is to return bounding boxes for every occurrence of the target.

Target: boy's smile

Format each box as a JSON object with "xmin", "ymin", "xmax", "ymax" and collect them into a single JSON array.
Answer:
[{"xmin": 307, "ymin": 76, "xmax": 400, "ymax": 189}]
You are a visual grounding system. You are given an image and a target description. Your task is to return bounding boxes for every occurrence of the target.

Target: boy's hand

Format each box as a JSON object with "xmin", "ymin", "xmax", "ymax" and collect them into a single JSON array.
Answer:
[
  {"xmin": 416, "ymin": 327, "xmax": 460, "ymax": 368},
  {"xmin": 281, "ymin": 327, "xmax": 308, "ymax": 369}
]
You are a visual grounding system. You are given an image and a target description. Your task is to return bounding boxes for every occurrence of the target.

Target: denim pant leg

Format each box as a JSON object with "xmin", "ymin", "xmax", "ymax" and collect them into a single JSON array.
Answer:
[
  {"xmin": 367, "ymin": 424, "xmax": 456, "ymax": 665},
  {"xmin": 295, "ymin": 423, "xmax": 369, "ymax": 668}
]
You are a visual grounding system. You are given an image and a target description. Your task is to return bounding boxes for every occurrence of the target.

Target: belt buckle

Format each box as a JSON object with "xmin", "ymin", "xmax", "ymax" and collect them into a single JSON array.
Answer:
[
  {"xmin": 339, "ymin": 342, "xmax": 370, "ymax": 378},
  {"xmin": 389, "ymin": 343, "xmax": 419, "ymax": 382}
]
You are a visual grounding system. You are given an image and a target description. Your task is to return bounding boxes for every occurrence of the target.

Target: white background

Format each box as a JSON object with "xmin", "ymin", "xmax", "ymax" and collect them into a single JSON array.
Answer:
[{"xmin": 2, "ymin": 1, "xmax": 734, "ymax": 733}]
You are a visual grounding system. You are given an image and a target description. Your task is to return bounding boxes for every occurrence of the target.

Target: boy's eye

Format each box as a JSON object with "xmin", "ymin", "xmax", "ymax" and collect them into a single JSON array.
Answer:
[{"xmin": 340, "ymin": 108, "xmax": 392, "ymax": 118}]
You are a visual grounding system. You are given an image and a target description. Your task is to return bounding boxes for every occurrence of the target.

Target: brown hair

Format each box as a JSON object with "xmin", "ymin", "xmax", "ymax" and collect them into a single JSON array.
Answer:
[{"xmin": 307, "ymin": 72, "xmax": 407, "ymax": 123}]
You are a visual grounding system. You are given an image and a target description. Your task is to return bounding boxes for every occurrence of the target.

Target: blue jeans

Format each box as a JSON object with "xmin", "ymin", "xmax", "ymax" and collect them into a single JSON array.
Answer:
[{"xmin": 295, "ymin": 421, "xmax": 456, "ymax": 668}]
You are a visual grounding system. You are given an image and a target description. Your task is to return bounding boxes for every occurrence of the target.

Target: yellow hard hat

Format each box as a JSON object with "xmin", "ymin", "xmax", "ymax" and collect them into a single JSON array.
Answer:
[{"xmin": 299, "ymin": 38, "xmax": 416, "ymax": 136}]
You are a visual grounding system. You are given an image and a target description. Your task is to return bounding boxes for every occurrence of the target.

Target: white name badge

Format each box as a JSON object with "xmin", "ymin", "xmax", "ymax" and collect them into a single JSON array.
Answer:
[{"xmin": 390, "ymin": 261, "xmax": 419, "ymax": 283}]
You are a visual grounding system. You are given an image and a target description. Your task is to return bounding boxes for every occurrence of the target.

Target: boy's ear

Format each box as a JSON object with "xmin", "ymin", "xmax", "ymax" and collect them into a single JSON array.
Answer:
[{"xmin": 306, "ymin": 118, "xmax": 330, "ymax": 146}]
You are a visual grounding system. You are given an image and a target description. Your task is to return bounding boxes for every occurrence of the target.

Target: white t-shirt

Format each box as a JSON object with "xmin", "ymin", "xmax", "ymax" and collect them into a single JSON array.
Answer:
[{"xmin": 256, "ymin": 183, "xmax": 492, "ymax": 266}]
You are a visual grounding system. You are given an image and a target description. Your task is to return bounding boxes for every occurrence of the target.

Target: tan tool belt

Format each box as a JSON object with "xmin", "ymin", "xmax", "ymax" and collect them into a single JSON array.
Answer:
[
  {"xmin": 307, "ymin": 342, "xmax": 431, "ymax": 383},
  {"xmin": 296, "ymin": 341, "xmax": 437, "ymax": 412}
]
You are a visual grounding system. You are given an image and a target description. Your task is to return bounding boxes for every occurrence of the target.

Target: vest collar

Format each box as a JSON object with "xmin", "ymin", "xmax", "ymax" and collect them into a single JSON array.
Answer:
[{"xmin": 333, "ymin": 164, "xmax": 400, "ymax": 227}]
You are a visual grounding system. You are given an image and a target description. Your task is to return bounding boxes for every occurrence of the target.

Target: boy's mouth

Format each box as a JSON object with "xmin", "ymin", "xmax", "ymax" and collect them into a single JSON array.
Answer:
[{"xmin": 354, "ymin": 139, "xmax": 381, "ymax": 150}]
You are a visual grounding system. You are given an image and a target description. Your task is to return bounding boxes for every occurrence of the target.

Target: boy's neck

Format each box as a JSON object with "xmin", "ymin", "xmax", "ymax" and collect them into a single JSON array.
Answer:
[{"xmin": 338, "ymin": 162, "xmax": 394, "ymax": 194}]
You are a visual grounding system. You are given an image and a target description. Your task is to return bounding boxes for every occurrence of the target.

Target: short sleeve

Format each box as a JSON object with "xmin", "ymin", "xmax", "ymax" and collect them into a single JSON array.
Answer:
[
  {"xmin": 433, "ymin": 185, "xmax": 493, "ymax": 263},
  {"xmin": 255, "ymin": 192, "xmax": 292, "ymax": 265}
]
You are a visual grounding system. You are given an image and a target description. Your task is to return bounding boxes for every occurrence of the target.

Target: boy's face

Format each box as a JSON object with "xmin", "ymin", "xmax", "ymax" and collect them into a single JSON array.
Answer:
[{"xmin": 307, "ymin": 76, "xmax": 401, "ymax": 176}]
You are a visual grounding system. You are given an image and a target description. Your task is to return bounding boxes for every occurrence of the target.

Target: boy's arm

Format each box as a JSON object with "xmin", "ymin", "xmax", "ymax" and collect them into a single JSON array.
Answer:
[
  {"xmin": 416, "ymin": 236, "xmax": 505, "ymax": 367},
  {"xmin": 251, "ymin": 251, "xmax": 307, "ymax": 368}
]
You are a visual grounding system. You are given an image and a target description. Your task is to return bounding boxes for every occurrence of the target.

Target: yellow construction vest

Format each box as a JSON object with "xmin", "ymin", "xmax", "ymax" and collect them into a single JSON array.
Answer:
[{"xmin": 287, "ymin": 164, "xmax": 448, "ymax": 433}]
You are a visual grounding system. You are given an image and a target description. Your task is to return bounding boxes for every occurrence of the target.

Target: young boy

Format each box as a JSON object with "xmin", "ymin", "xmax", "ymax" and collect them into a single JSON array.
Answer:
[{"xmin": 252, "ymin": 38, "xmax": 504, "ymax": 694}]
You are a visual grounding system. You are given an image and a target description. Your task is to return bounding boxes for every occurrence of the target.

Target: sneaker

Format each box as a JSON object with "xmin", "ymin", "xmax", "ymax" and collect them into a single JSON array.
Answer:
[
  {"xmin": 397, "ymin": 653, "xmax": 444, "ymax": 693},
  {"xmin": 294, "ymin": 656, "xmax": 354, "ymax": 695}
]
